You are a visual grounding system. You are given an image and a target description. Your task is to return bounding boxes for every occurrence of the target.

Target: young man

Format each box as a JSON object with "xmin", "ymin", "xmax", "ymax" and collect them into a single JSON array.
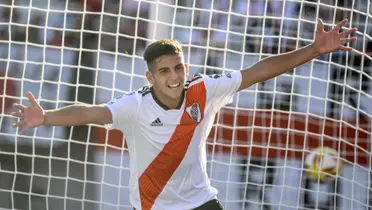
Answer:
[{"xmin": 11, "ymin": 19, "xmax": 356, "ymax": 210}]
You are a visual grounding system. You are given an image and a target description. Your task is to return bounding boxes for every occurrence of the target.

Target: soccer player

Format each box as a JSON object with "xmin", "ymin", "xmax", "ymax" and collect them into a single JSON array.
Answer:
[{"xmin": 11, "ymin": 19, "xmax": 356, "ymax": 210}]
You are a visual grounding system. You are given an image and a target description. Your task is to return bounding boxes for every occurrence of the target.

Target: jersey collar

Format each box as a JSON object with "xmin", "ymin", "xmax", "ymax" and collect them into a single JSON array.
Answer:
[{"xmin": 150, "ymin": 87, "xmax": 185, "ymax": 111}]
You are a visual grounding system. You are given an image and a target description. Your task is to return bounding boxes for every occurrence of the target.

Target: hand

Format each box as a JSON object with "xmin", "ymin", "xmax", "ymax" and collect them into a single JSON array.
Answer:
[
  {"xmin": 313, "ymin": 18, "xmax": 357, "ymax": 55},
  {"xmin": 11, "ymin": 91, "xmax": 45, "ymax": 135}
]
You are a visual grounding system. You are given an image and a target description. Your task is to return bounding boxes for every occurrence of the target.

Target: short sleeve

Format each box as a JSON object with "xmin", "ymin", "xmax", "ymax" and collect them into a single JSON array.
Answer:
[
  {"xmin": 202, "ymin": 71, "xmax": 242, "ymax": 111},
  {"xmin": 104, "ymin": 93, "xmax": 138, "ymax": 131}
]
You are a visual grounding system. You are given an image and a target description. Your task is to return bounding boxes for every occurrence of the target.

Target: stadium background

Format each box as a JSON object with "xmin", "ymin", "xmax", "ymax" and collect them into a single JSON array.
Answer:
[{"xmin": 0, "ymin": 0, "xmax": 371, "ymax": 209}]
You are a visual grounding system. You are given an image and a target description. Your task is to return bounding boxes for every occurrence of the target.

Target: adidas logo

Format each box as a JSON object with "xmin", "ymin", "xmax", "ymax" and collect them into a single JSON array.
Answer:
[{"xmin": 150, "ymin": 118, "xmax": 163, "ymax": 126}]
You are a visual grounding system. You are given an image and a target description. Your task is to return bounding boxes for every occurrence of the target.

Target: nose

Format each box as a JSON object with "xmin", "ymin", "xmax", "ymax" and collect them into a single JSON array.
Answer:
[{"xmin": 170, "ymin": 68, "xmax": 179, "ymax": 80}]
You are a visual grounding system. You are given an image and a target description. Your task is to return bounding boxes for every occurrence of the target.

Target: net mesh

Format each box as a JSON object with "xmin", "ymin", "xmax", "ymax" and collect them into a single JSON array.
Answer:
[{"xmin": 0, "ymin": 0, "xmax": 371, "ymax": 209}]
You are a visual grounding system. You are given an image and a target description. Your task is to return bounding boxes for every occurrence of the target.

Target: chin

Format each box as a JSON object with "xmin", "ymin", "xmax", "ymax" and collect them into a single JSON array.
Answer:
[
  {"xmin": 169, "ymin": 93, "xmax": 182, "ymax": 100},
  {"xmin": 168, "ymin": 90, "xmax": 183, "ymax": 100}
]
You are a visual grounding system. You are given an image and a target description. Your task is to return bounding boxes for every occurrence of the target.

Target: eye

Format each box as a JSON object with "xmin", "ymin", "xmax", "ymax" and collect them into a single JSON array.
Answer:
[
  {"xmin": 176, "ymin": 65, "xmax": 184, "ymax": 71},
  {"xmin": 159, "ymin": 69, "xmax": 168, "ymax": 74}
]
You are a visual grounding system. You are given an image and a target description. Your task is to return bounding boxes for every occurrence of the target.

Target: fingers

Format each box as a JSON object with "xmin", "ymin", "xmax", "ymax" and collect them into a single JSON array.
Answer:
[
  {"xmin": 340, "ymin": 28, "xmax": 357, "ymax": 38},
  {"xmin": 317, "ymin": 19, "xmax": 324, "ymax": 33},
  {"xmin": 11, "ymin": 117, "xmax": 31, "ymax": 135},
  {"xmin": 339, "ymin": 36, "xmax": 357, "ymax": 51},
  {"xmin": 13, "ymin": 92, "xmax": 37, "ymax": 110},
  {"xmin": 341, "ymin": 37, "xmax": 357, "ymax": 45},
  {"xmin": 11, "ymin": 112, "xmax": 23, "ymax": 118},
  {"xmin": 19, "ymin": 127, "xmax": 30, "ymax": 136},
  {"xmin": 12, "ymin": 120, "xmax": 25, "ymax": 128},
  {"xmin": 27, "ymin": 91, "xmax": 38, "ymax": 106},
  {"xmin": 333, "ymin": 18, "xmax": 348, "ymax": 32},
  {"xmin": 339, "ymin": 46, "xmax": 353, "ymax": 51},
  {"xmin": 13, "ymin": 103, "xmax": 25, "ymax": 111},
  {"xmin": 12, "ymin": 120, "xmax": 30, "ymax": 135}
]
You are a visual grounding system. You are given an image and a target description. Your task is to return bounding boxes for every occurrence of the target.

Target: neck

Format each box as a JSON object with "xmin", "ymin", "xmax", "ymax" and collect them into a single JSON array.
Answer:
[{"xmin": 151, "ymin": 87, "xmax": 184, "ymax": 110}]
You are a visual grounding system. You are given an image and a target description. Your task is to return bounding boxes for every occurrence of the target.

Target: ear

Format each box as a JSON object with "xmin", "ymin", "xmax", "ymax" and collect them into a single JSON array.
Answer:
[
  {"xmin": 146, "ymin": 71, "xmax": 154, "ymax": 85},
  {"xmin": 185, "ymin": 63, "xmax": 189, "ymax": 78}
]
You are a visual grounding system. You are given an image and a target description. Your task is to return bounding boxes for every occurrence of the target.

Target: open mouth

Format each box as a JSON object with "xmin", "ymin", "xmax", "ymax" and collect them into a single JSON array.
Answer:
[{"xmin": 168, "ymin": 83, "xmax": 180, "ymax": 88}]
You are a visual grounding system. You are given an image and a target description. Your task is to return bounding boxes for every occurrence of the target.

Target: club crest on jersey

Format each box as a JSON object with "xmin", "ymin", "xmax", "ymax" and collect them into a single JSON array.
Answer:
[{"xmin": 185, "ymin": 102, "xmax": 201, "ymax": 123}]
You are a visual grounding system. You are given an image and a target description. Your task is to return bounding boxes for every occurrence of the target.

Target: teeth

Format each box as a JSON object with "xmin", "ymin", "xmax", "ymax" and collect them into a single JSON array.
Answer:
[{"xmin": 169, "ymin": 83, "xmax": 180, "ymax": 88}]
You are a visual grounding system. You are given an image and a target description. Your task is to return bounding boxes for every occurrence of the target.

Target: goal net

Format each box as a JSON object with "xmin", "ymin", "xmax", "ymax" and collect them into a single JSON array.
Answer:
[{"xmin": 0, "ymin": 0, "xmax": 371, "ymax": 209}]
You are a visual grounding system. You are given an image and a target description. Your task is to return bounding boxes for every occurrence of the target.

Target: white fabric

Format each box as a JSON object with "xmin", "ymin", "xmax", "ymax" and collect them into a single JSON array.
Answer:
[{"xmin": 105, "ymin": 71, "xmax": 242, "ymax": 210}]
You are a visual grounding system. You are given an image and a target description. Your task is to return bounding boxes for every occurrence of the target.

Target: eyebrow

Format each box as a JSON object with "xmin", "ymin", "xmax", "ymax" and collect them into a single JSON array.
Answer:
[{"xmin": 157, "ymin": 63, "xmax": 183, "ymax": 72}]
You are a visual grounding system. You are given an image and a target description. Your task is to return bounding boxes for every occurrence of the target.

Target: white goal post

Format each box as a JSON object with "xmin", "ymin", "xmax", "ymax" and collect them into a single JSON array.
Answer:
[{"xmin": 0, "ymin": 0, "xmax": 371, "ymax": 210}]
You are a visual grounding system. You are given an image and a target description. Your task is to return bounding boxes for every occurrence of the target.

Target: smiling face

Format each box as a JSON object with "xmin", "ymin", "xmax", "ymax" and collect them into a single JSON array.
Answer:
[{"xmin": 146, "ymin": 54, "xmax": 188, "ymax": 109}]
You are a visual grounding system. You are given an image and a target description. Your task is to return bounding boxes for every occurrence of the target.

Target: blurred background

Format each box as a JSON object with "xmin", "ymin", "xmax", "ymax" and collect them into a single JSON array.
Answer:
[{"xmin": 0, "ymin": 0, "xmax": 371, "ymax": 209}]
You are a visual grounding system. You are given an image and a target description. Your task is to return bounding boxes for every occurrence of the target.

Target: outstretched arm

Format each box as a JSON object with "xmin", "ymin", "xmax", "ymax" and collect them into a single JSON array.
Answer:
[
  {"xmin": 11, "ymin": 91, "xmax": 112, "ymax": 135},
  {"xmin": 238, "ymin": 18, "xmax": 357, "ymax": 91}
]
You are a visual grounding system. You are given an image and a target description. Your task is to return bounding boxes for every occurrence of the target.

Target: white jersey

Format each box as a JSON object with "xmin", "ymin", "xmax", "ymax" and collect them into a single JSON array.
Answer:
[{"xmin": 105, "ymin": 71, "xmax": 242, "ymax": 210}]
